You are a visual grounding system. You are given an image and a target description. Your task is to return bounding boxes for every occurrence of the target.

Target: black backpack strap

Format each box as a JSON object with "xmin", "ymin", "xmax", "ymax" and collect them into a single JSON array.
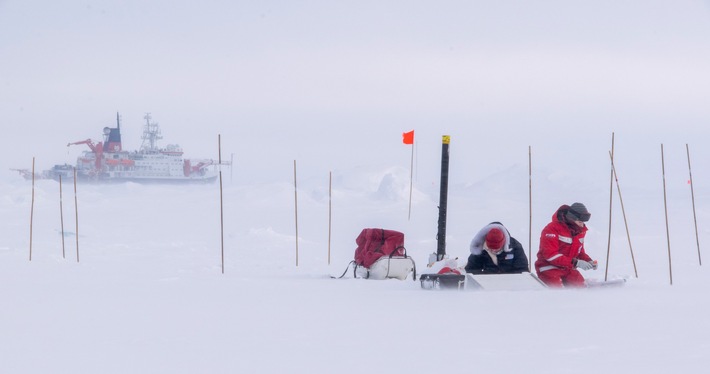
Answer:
[
  {"xmin": 374, "ymin": 228, "xmax": 386, "ymax": 253},
  {"xmin": 390, "ymin": 245, "xmax": 406, "ymax": 258},
  {"xmin": 331, "ymin": 260, "xmax": 356, "ymax": 279},
  {"xmin": 412, "ymin": 258, "xmax": 417, "ymax": 281}
]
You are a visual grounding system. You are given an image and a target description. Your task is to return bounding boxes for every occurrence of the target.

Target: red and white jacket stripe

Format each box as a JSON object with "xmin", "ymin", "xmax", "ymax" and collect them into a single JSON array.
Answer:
[{"xmin": 535, "ymin": 205, "xmax": 592, "ymax": 273}]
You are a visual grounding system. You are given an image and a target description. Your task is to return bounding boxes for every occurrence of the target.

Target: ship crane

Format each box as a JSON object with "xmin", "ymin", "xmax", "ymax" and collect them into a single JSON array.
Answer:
[
  {"xmin": 183, "ymin": 159, "xmax": 215, "ymax": 176},
  {"xmin": 185, "ymin": 159, "xmax": 232, "ymax": 177},
  {"xmin": 191, "ymin": 160, "xmax": 214, "ymax": 173},
  {"xmin": 67, "ymin": 139, "xmax": 99, "ymax": 152},
  {"xmin": 67, "ymin": 139, "xmax": 104, "ymax": 171}
]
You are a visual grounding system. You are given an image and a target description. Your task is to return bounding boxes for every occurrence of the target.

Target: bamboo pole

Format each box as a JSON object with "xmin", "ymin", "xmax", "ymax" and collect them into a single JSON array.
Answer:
[
  {"xmin": 604, "ymin": 133, "xmax": 615, "ymax": 281},
  {"xmin": 59, "ymin": 175, "xmax": 66, "ymax": 259},
  {"xmin": 219, "ymin": 134, "xmax": 225, "ymax": 274},
  {"xmin": 528, "ymin": 146, "xmax": 532, "ymax": 272},
  {"xmin": 686, "ymin": 144, "xmax": 702, "ymax": 266},
  {"xmin": 74, "ymin": 167, "xmax": 80, "ymax": 263},
  {"xmin": 609, "ymin": 151, "xmax": 638, "ymax": 278},
  {"xmin": 661, "ymin": 144, "xmax": 673, "ymax": 285},
  {"xmin": 30, "ymin": 157, "xmax": 35, "ymax": 261},
  {"xmin": 294, "ymin": 160, "xmax": 299, "ymax": 266},
  {"xmin": 328, "ymin": 171, "xmax": 332, "ymax": 265}
]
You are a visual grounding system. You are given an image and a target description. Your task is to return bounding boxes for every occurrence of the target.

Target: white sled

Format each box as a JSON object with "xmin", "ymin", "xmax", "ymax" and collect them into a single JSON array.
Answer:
[
  {"xmin": 355, "ymin": 256, "xmax": 416, "ymax": 280},
  {"xmin": 585, "ymin": 278, "xmax": 627, "ymax": 288},
  {"xmin": 465, "ymin": 273, "xmax": 548, "ymax": 291}
]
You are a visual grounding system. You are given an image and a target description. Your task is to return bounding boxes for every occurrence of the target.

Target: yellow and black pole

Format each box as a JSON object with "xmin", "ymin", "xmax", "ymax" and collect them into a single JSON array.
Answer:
[{"xmin": 435, "ymin": 135, "xmax": 450, "ymax": 261}]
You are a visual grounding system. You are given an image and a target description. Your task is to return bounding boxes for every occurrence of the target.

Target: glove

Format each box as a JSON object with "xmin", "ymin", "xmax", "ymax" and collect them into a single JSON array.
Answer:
[
  {"xmin": 574, "ymin": 259, "xmax": 594, "ymax": 271},
  {"xmin": 591, "ymin": 260, "xmax": 598, "ymax": 270}
]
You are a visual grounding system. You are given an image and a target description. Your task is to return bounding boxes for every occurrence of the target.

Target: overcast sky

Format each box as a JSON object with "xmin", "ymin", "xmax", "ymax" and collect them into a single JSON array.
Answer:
[{"xmin": 2, "ymin": 1, "xmax": 710, "ymax": 186}]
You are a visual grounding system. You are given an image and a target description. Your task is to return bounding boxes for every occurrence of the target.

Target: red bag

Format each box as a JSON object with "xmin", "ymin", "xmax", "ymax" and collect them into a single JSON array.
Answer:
[{"xmin": 354, "ymin": 228, "xmax": 406, "ymax": 269}]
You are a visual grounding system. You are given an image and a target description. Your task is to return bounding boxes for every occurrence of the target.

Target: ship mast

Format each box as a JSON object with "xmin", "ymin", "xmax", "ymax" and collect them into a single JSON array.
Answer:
[{"xmin": 140, "ymin": 113, "xmax": 162, "ymax": 152}]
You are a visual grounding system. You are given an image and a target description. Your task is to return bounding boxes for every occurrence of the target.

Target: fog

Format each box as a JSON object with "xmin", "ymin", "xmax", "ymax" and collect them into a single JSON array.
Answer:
[{"xmin": 3, "ymin": 1, "xmax": 710, "ymax": 187}]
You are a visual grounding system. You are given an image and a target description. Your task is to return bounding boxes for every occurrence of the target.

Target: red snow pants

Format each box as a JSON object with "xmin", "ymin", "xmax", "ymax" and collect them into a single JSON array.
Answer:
[{"xmin": 537, "ymin": 268, "xmax": 586, "ymax": 288}]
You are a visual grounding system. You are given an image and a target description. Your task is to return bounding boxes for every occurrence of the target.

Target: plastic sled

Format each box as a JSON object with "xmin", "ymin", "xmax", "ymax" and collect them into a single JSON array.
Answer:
[
  {"xmin": 355, "ymin": 256, "xmax": 416, "ymax": 280},
  {"xmin": 465, "ymin": 273, "xmax": 548, "ymax": 291}
]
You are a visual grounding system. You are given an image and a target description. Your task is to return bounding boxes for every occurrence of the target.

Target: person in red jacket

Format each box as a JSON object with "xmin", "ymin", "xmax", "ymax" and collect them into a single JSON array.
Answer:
[{"xmin": 535, "ymin": 203, "xmax": 598, "ymax": 287}]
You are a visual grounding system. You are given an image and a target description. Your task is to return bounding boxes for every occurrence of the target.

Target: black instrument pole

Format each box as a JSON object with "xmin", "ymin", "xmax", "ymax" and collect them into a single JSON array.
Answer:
[{"xmin": 436, "ymin": 135, "xmax": 450, "ymax": 261}]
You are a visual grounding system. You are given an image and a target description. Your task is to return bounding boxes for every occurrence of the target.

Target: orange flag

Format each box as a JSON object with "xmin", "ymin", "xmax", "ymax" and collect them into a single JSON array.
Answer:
[{"xmin": 402, "ymin": 130, "xmax": 414, "ymax": 145}]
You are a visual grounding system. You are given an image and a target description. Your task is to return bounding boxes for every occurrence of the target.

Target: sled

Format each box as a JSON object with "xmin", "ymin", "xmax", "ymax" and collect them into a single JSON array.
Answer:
[
  {"xmin": 420, "ymin": 272, "xmax": 547, "ymax": 291},
  {"xmin": 355, "ymin": 256, "xmax": 416, "ymax": 280},
  {"xmin": 419, "ymin": 273, "xmax": 466, "ymax": 290},
  {"xmin": 585, "ymin": 278, "xmax": 627, "ymax": 288},
  {"xmin": 465, "ymin": 273, "xmax": 548, "ymax": 291}
]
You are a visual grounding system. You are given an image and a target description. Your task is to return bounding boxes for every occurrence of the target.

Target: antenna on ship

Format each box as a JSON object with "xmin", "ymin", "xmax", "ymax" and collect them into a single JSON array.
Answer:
[{"xmin": 140, "ymin": 113, "xmax": 162, "ymax": 152}]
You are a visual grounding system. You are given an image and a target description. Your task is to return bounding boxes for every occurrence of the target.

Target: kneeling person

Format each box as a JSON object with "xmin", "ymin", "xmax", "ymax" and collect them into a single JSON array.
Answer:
[
  {"xmin": 465, "ymin": 222, "xmax": 529, "ymax": 274},
  {"xmin": 535, "ymin": 202, "xmax": 598, "ymax": 287}
]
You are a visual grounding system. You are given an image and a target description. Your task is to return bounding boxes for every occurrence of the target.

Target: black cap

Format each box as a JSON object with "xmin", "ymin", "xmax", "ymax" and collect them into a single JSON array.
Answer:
[{"xmin": 567, "ymin": 202, "xmax": 591, "ymax": 222}]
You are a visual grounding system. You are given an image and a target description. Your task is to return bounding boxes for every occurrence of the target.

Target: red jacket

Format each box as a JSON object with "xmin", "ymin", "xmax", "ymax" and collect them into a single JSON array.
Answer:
[{"xmin": 535, "ymin": 205, "xmax": 592, "ymax": 274}]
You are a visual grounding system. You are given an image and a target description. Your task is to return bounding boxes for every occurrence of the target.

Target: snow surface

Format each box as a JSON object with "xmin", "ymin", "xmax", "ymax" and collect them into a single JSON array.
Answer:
[
  {"xmin": 2, "ymin": 158, "xmax": 709, "ymax": 373},
  {"xmin": 3, "ymin": 1, "xmax": 710, "ymax": 373}
]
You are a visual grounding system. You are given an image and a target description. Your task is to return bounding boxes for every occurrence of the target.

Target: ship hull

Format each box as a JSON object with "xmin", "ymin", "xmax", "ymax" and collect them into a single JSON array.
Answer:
[{"xmin": 72, "ymin": 173, "xmax": 219, "ymax": 184}]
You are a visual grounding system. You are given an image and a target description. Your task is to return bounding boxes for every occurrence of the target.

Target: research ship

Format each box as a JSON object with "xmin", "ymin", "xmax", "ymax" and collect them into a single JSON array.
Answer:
[{"xmin": 19, "ymin": 113, "xmax": 222, "ymax": 183}]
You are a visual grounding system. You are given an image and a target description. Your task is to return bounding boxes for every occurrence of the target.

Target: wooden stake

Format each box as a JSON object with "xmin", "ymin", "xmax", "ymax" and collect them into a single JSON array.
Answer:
[
  {"xmin": 609, "ymin": 151, "xmax": 638, "ymax": 278},
  {"xmin": 74, "ymin": 167, "xmax": 80, "ymax": 263},
  {"xmin": 604, "ymin": 133, "xmax": 615, "ymax": 281},
  {"xmin": 528, "ymin": 146, "xmax": 532, "ymax": 272},
  {"xmin": 661, "ymin": 144, "xmax": 673, "ymax": 285},
  {"xmin": 30, "ymin": 157, "xmax": 35, "ymax": 261},
  {"xmin": 294, "ymin": 160, "xmax": 299, "ymax": 266},
  {"xmin": 59, "ymin": 175, "xmax": 66, "ymax": 259},
  {"xmin": 328, "ymin": 171, "xmax": 332, "ymax": 265},
  {"xmin": 686, "ymin": 144, "xmax": 702, "ymax": 266},
  {"xmin": 219, "ymin": 134, "xmax": 225, "ymax": 274}
]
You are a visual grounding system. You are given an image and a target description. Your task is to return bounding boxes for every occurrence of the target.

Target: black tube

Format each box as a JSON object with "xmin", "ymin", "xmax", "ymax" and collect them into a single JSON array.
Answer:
[{"xmin": 436, "ymin": 135, "xmax": 450, "ymax": 260}]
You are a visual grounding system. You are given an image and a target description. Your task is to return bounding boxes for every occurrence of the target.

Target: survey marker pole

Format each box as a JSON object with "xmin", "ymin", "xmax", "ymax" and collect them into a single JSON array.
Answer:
[{"xmin": 435, "ymin": 135, "xmax": 451, "ymax": 262}]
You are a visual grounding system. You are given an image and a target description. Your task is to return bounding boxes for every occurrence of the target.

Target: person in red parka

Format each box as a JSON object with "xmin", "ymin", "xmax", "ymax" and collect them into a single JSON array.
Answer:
[{"xmin": 535, "ymin": 203, "xmax": 598, "ymax": 287}]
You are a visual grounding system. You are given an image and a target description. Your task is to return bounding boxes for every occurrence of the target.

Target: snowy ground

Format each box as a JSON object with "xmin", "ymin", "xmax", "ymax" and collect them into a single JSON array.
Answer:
[
  {"xmin": 1, "ymin": 156, "xmax": 708, "ymax": 373},
  {"xmin": 3, "ymin": 1, "xmax": 710, "ymax": 373}
]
